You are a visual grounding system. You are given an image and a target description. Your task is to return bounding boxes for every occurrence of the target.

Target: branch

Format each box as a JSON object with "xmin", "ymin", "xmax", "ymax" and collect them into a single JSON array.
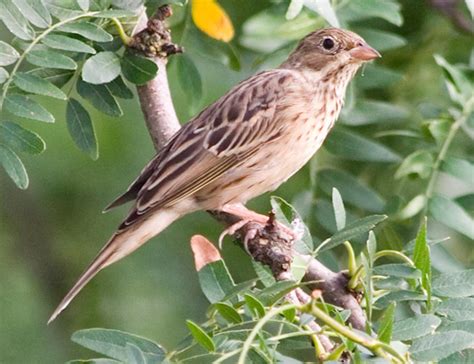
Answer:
[{"xmin": 130, "ymin": 5, "xmax": 366, "ymax": 333}]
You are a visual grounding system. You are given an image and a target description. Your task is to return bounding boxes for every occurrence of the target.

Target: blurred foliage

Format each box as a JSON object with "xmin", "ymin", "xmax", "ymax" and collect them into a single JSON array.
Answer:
[{"xmin": 0, "ymin": 0, "xmax": 473, "ymax": 363}]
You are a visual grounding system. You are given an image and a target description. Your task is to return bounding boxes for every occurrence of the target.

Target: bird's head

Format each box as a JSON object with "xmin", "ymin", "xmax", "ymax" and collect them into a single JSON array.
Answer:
[{"xmin": 283, "ymin": 28, "xmax": 380, "ymax": 73}]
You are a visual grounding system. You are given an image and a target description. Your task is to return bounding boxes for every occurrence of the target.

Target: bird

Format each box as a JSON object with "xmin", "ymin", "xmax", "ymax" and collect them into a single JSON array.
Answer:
[{"xmin": 48, "ymin": 27, "xmax": 380, "ymax": 323}]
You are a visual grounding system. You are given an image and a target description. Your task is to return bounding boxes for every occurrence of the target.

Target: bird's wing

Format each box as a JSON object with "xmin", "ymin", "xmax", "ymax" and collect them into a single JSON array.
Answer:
[{"xmin": 117, "ymin": 69, "xmax": 297, "ymax": 228}]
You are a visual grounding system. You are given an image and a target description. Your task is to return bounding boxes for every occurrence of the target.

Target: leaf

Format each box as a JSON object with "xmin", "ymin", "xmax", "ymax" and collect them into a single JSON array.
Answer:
[
  {"xmin": 439, "ymin": 320, "xmax": 474, "ymax": 335},
  {"xmin": 341, "ymin": 99, "xmax": 407, "ymax": 125},
  {"xmin": 303, "ymin": 0, "xmax": 340, "ymax": 27},
  {"xmin": 45, "ymin": 0, "xmax": 83, "ymax": 19},
  {"xmin": 396, "ymin": 194, "xmax": 426, "ymax": 220},
  {"xmin": 375, "ymin": 290, "xmax": 426, "ymax": 308},
  {"xmin": 71, "ymin": 328, "xmax": 166, "ymax": 363},
  {"xmin": 42, "ymin": 34, "xmax": 96, "ymax": 54},
  {"xmin": 105, "ymin": 76, "xmax": 133, "ymax": 99},
  {"xmin": 354, "ymin": 28, "xmax": 406, "ymax": 52},
  {"xmin": 434, "ymin": 54, "xmax": 473, "ymax": 103},
  {"xmin": 4, "ymin": 94, "xmax": 55, "ymax": 123},
  {"xmin": 0, "ymin": 67, "xmax": 8, "ymax": 84},
  {"xmin": 373, "ymin": 264, "xmax": 421, "ymax": 279},
  {"xmin": 377, "ymin": 302, "xmax": 395, "ymax": 343},
  {"xmin": 91, "ymin": 10, "xmax": 137, "ymax": 18},
  {"xmin": 191, "ymin": 0, "xmax": 234, "ymax": 42},
  {"xmin": 175, "ymin": 54, "xmax": 202, "ymax": 107},
  {"xmin": 339, "ymin": 0, "xmax": 403, "ymax": 26},
  {"xmin": 429, "ymin": 195, "xmax": 474, "ymax": 239},
  {"xmin": 28, "ymin": 68, "xmax": 74, "ymax": 88},
  {"xmin": 13, "ymin": 73, "xmax": 67, "ymax": 100},
  {"xmin": 198, "ymin": 260, "xmax": 235, "ymax": 303},
  {"xmin": 395, "ymin": 150, "xmax": 433, "ymax": 179},
  {"xmin": 82, "ymin": 52, "xmax": 121, "ymax": 85},
  {"xmin": 392, "ymin": 314, "xmax": 441, "ymax": 341},
  {"xmin": 186, "ymin": 320, "xmax": 215, "ymax": 352},
  {"xmin": 456, "ymin": 194, "xmax": 474, "ymax": 214},
  {"xmin": 319, "ymin": 214, "xmax": 387, "ymax": 252},
  {"xmin": 0, "ymin": 0, "xmax": 35, "ymax": 40},
  {"xmin": 125, "ymin": 343, "xmax": 146, "ymax": 364},
  {"xmin": 427, "ymin": 119, "xmax": 450, "ymax": 145},
  {"xmin": 332, "ymin": 187, "xmax": 346, "ymax": 230},
  {"xmin": 252, "ymin": 260, "xmax": 275, "ymax": 287},
  {"xmin": 66, "ymin": 98, "xmax": 98, "ymax": 159},
  {"xmin": 26, "ymin": 50, "xmax": 77, "ymax": 70},
  {"xmin": 14, "ymin": 0, "xmax": 52, "ymax": 28},
  {"xmin": 367, "ymin": 230, "xmax": 377, "ymax": 264},
  {"xmin": 0, "ymin": 144, "xmax": 28, "ymax": 189},
  {"xmin": 441, "ymin": 157, "xmax": 474, "ymax": 186},
  {"xmin": 77, "ymin": 0, "xmax": 89, "ymax": 11},
  {"xmin": 0, "ymin": 41, "xmax": 19, "ymax": 66},
  {"xmin": 410, "ymin": 330, "xmax": 474, "ymax": 361},
  {"xmin": 318, "ymin": 168, "xmax": 385, "ymax": 213},
  {"xmin": 436, "ymin": 298, "xmax": 474, "ymax": 321},
  {"xmin": 121, "ymin": 52, "xmax": 158, "ymax": 85},
  {"xmin": 77, "ymin": 80, "xmax": 122, "ymax": 117},
  {"xmin": 67, "ymin": 359, "xmax": 121, "ymax": 364},
  {"xmin": 214, "ymin": 302, "xmax": 242, "ymax": 324},
  {"xmin": 325, "ymin": 128, "xmax": 401, "ymax": 162},
  {"xmin": 432, "ymin": 269, "xmax": 474, "ymax": 298},
  {"xmin": 244, "ymin": 294, "xmax": 265, "ymax": 319},
  {"xmin": 0, "ymin": 121, "xmax": 45, "ymax": 154},
  {"xmin": 286, "ymin": 0, "xmax": 304, "ymax": 19},
  {"xmin": 58, "ymin": 22, "xmax": 114, "ymax": 42},
  {"xmin": 256, "ymin": 280, "xmax": 299, "ymax": 306},
  {"xmin": 440, "ymin": 349, "xmax": 474, "ymax": 364},
  {"xmin": 413, "ymin": 219, "xmax": 431, "ymax": 304}
]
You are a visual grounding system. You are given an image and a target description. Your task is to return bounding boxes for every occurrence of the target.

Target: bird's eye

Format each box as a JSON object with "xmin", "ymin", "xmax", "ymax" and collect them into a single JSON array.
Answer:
[{"xmin": 322, "ymin": 37, "xmax": 335, "ymax": 50}]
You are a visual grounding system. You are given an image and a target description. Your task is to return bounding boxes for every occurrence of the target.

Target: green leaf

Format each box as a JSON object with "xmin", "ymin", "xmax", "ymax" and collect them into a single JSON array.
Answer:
[
  {"xmin": 319, "ymin": 214, "xmax": 387, "ymax": 252},
  {"xmin": 77, "ymin": 0, "xmax": 89, "ymax": 11},
  {"xmin": 373, "ymin": 264, "xmax": 421, "ymax": 279},
  {"xmin": 91, "ymin": 10, "xmax": 136, "ymax": 18},
  {"xmin": 356, "ymin": 66, "xmax": 404, "ymax": 90},
  {"xmin": 441, "ymin": 157, "xmax": 474, "ymax": 186},
  {"xmin": 198, "ymin": 260, "xmax": 235, "ymax": 303},
  {"xmin": 0, "ymin": 0, "xmax": 35, "ymax": 40},
  {"xmin": 77, "ymin": 80, "xmax": 122, "ymax": 117},
  {"xmin": 244, "ymin": 294, "xmax": 265, "ymax": 319},
  {"xmin": 252, "ymin": 260, "xmax": 275, "ymax": 287},
  {"xmin": 28, "ymin": 68, "xmax": 74, "ymax": 88},
  {"xmin": 341, "ymin": 99, "xmax": 407, "ymax": 125},
  {"xmin": 439, "ymin": 320, "xmax": 474, "ymax": 335},
  {"xmin": 105, "ymin": 77, "xmax": 133, "ymax": 99},
  {"xmin": 0, "ymin": 41, "xmax": 19, "ymax": 66},
  {"xmin": 392, "ymin": 314, "xmax": 441, "ymax": 341},
  {"xmin": 427, "ymin": 119, "xmax": 450, "ymax": 145},
  {"xmin": 214, "ymin": 302, "xmax": 242, "ymax": 324},
  {"xmin": 82, "ymin": 52, "xmax": 121, "ymax": 85},
  {"xmin": 429, "ymin": 195, "xmax": 474, "ymax": 239},
  {"xmin": 121, "ymin": 52, "xmax": 158, "ymax": 85},
  {"xmin": 354, "ymin": 28, "xmax": 406, "ymax": 52},
  {"xmin": 126, "ymin": 343, "xmax": 146, "ymax": 364},
  {"xmin": 396, "ymin": 194, "xmax": 427, "ymax": 220},
  {"xmin": 367, "ymin": 230, "xmax": 377, "ymax": 264},
  {"xmin": 436, "ymin": 298, "xmax": 474, "ymax": 321},
  {"xmin": 318, "ymin": 168, "xmax": 385, "ymax": 213},
  {"xmin": 26, "ymin": 50, "xmax": 77, "ymax": 70},
  {"xmin": 286, "ymin": 0, "xmax": 304, "ymax": 19},
  {"xmin": 67, "ymin": 359, "xmax": 121, "ymax": 364},
  {"xmin": 413, "ymin": 219, "xmax": 431, "ymax": 305},
  {"xmin": 0, "ymin": 121, "xmax": 45, "ymax": 154},
  {"xmin": 186, "ymin": 320, "xmax": 215, "ymax": 352},
  {"xmin": 66, "ymin": 98, "xmax": 98, "ymax": 159},
  {"xmin": 71, "ymin": 328, "xmax": 166, "ymax": 363},
  {"xmin": 434, "ymin": 54, "xmax": 473, "ymax": 103},
  {"xmin": 4, "ymin": 94, "xmax": 55, "ymax": 123},
  {"xmin": 45, "ymin": 0, "xmax": 83, "ymax": 19},
  {"xmin": 439, "ymin": 349, "xmax": 474, "ymax": 364},
  {"xmin": 58, "ymin": 22, "xmax": 113, "ymax": 42},
  {"xmin": 256, "ymin": 280, "xmax": 299, "ymax": 306},
  {"xmin": 42, "ymin": 34, "xmax": 96, "ymax": 54},
  {"xmin": 0, "ymin": 144, "xmax": 28, "ymax": 189},
  {"xmin": 175, "ymin": 54, "xmax": 202, "ymax": 107},
  {"xmin": 432, "ymin": 269, "xmax": 474, "ymax": 298},
  {"xmin": 377, "ymin": 302, "xmax": 395, "ymax": 343},
  {"xmin": 456, "ymin": 194, "xmax": 474, "ymax": 214},
  {"xmin": 14, "ymin": 0, "xmax": 51, "ymax": 28},
  {"xmin": 375, "ymin": 290, "xmax": 426, "ymax": 308},
  {"xmin": 325, "ymin": 128, "xmax": 401, "ymax": 162},
  {"xmin": 0, "ymin": 67, "xmax": 8, "ymax": 84},
  {"xmin": 332, "ymin": 187, "xmax": 346, "ymax": 230},
  {"xmin": 303, "ymin": 0, "xmax": 340, "ymax": 27},
  {"xmin": 339, "ymin": 0, "xmax": 403, "ymax": 26},
  {"xmin": 395, "ymin": 150, "xmax": 433, "ymax": 179},
  {"xmin": 14, "ymin": 72, "xmax": 67, "ymax": 100},
  {"xmin": 410, "ymin": 330, "xmax": 474, "ymax": 361}
]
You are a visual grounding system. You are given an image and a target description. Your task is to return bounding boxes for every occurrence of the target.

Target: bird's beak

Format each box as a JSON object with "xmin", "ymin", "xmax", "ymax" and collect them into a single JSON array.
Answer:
[{"xmin": 350, "ymin": 43, "xmax": 381, "ymax": 61}]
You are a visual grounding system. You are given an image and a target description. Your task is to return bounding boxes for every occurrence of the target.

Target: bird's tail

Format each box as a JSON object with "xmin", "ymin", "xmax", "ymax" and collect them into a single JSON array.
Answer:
[{"xmin": 48, "ymin": 208, "xmax": 180, "ymax": 324}]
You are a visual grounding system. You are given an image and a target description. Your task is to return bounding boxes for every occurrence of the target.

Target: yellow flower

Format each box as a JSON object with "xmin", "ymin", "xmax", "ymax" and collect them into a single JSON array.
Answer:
[{"xmin": 191, "ymin": 0, "xmax": 234, "ymax": 42}]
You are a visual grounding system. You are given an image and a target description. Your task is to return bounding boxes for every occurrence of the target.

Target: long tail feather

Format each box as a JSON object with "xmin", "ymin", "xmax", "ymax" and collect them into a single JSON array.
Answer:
[{"xmin": 48, "ymin": 209, "xmax": 180, "ymax": 324}]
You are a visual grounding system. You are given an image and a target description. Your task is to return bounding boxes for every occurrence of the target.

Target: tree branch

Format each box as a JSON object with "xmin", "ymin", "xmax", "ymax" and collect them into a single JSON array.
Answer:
[{"xmin": 130, "ymin": 5, "xmax": 366, "ymax": 331}]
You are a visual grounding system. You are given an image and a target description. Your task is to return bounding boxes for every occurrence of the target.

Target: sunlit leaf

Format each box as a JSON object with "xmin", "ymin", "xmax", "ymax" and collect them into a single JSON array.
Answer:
[
  {"xmin": 303, "ymin": 0, "xmax": 340, "ymax": 27},
  {"xmin": 430, "ymin": 195, "xmax": 474, "ymax": 239},
  {"xmin": 375, "ymin": 290, "xmax": 425, "ymax": 308},
  {"xmin": 28, "ymin": 68, "xmax": 74, "ymax": 88},
  {"xmin": 377, "ymin": 302, "xmax": 395, "ymax": 343},
  {"xmin": 0, "ymin": 41, "xmax": 19, "ymax": 66},
  {"xmin": 26, "ymin": 50, "xmax": 77, "ymax": 70},
  {"xmin": 186, "ymin": 320, "xmax": 215, "ymax": 352},
  {"xmin": 354, "ymin": 28, "xmax": 406, "ymax": 51},
  {"xmin": 0, "ymin": 121, "xmax": 45, "ymax": 154},
  {"xmin": 332, "ymin": 187, "xmax": 346, "ymax": 230},
  {"xmin": 45, "ymin": 0, "xmax": 83, "ymax": 19},
  {"xmin": 198, "ymin": 259, "xmax": 235, "ymax": 303},
  {"xmin": 396, "ymin": 194, "xmax": 426, "ymax": 220},
  {"xmin": 0, "ymin": 67, "xmax": 8, "ymax": 84},
  {"xmin": 373, "ymin": 264, "xmax": 421, "ymax": 279},
  {"xmin": 432, "ymin": 269, "xmax": 474, "ymax": 298},
  {"xmin": 4, "ymin": 94, "xmax": 55, "ymax": 123},
  {"xmin": 395, "ymin": 150, "xmax": 433, "ymax": 179},
  {"xmin": 14, "ymin": 73, "xmax": 67, "ymax": 100},
  {"xmin": 0, "ymin": 144, "xmax": 28, "ymax": 189},
  {"xmin": 244, "ymin": 294, "xmax": 265, "ymax": 319},
  {"xmin": 413, "ymin": 219, "xmax": 431, "ymax": 305},
  {"xmin": 436, "ymin": 298, "xmax": 474, "ymax": 321},
  {"xmin": 0, "ymin": 0, "xmax": 35, "ymax": 40},
  {"xmin": 411, "ymin": 331, "xmax": 474, "ymax": 362},
  {"xmin": 82, "ymin": 52, "xmax": 121, "ymax": 85},
  {"xmin": 14, "ymin": 0, "xmax": 51, "ymax": 28},
  {"xmin": 339, "ymin": 0, "xmax": 403, "ymax": 26},
  {"xmin": 58, "ymin": 22, "xmax": 114, "ymax": 42},
  {"xmin": 66, "ymin": 98, "xmax": 98, "ymax": 159},
  {"xmin": 441, "ymin": 157, "xmax": 474, "ymax": 186},
  {"xmin": 392, "ymin": 314, "xmax": 441, "ymax": 341},
  {"xmin": 214, "ymin": 302, "xmax": 242, "ymax": 324},
  {"xmin": 191, "ymin": 0, "xmax": 234, "ymax": 42},
  {"xmin": 42, "ymin": 34, "xmax": 96, "ymax": 54}
]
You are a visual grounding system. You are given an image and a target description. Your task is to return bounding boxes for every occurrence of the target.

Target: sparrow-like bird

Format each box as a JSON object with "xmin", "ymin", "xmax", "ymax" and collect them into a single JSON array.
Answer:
[{"xmin": 49, "ymin": 27, "xmax": 380, "ymax": 323}]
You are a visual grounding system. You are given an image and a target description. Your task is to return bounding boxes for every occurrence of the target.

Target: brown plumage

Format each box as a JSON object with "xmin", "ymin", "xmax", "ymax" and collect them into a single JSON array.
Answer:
[{"xmin": 48, "ymin": 27, "xmax": 380, "ymax": 323}]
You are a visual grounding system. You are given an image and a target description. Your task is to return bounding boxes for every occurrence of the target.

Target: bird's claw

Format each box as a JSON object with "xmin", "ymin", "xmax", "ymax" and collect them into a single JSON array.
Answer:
[{"xmin": 218, "ymin": 219, "xmax": 250, "ymax": 250}]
